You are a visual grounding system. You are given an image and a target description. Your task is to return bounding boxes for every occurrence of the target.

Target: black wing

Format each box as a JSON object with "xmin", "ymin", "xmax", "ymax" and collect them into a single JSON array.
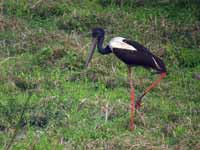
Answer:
[
  {"xmin": 123, "ymin": 39, "xmax": 152, "ymax": 54},
  {"xmin": 112, "ymin": 39, "xmax": 166, "ymax": 73}
]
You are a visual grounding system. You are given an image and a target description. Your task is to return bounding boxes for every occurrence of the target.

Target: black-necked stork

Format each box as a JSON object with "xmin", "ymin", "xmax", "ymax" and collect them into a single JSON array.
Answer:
[{"xmin": 85, "ymin": 28, "xmax": 167, "ymax": 131}]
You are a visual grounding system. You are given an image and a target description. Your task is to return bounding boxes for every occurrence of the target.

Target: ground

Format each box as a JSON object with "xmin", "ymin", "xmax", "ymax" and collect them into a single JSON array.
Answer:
[{"xmin": 0, "ymin": 0, "xmax": 200, "ymax": 150}]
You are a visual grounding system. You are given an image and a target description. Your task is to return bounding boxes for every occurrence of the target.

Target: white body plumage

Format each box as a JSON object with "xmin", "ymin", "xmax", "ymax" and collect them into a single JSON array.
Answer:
[{"xmin": 108, "ymin": 37, "xmax": 137, "ymax": 51}]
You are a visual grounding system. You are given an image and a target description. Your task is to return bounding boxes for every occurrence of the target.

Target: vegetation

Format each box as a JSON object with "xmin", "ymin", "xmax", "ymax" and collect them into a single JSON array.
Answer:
[{"xmin": 0, "ymin": 0, "xmax": 200, "ymax": 149}]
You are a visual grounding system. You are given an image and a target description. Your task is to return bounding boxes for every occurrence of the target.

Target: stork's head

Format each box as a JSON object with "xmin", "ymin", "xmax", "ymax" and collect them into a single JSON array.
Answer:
[
  {"xmin": 85, "ymin": 28, "xmax": 105, "ymax": 68},
  {"xmin": 92, "ymin": 28, "xmax": 105, "ymax": 38}
]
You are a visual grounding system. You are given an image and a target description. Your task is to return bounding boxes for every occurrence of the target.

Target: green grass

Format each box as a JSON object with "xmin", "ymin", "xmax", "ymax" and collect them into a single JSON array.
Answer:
[{"xmin": 0, "ymin": 0, "xmax": 200, "ymax": 149}]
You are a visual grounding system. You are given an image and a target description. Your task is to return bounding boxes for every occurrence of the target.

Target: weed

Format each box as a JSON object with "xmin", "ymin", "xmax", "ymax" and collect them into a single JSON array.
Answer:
[{"xmin": 0, "ymin": 1, "xmax": 200, "ymax": 150}]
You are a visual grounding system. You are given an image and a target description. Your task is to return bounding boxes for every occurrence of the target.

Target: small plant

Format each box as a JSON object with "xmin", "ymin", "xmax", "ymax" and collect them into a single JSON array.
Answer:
[
  {"xmin": 3, "ymin": 0, "xmax": 29, "ymax": 16},
  {"xmin": 177, "ymin": 48, "xmax": 200, "ymax": 67},
  {"xmin": 63, "ymin": 50, "xmax": 85, "ymax": 70},
  {"xmin": 29, "ymin": 0, "xmax": 69, "ymax": 19},
  {"xmin": 34, "ymin": 47, "xmax": 53, "ymax": 66},
  {"xmin": 57, "ymin": 11, "xmax": 114, "ymax": 32},
  {"xmin": 1, "ymin": 1, "xmax": 200, "ymax": 149}
]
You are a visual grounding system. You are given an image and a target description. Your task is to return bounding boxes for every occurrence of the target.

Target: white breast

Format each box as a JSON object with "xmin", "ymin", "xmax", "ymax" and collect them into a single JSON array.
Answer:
[{"xmin": 109, "ymin": 37, "xmax": 137, "ymax": 51}]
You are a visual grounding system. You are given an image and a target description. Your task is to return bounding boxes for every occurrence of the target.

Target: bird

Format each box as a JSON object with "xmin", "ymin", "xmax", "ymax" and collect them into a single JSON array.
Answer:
[{"xmin": 85, "ymin": 28, "xmax": 167, "ymax": 131}]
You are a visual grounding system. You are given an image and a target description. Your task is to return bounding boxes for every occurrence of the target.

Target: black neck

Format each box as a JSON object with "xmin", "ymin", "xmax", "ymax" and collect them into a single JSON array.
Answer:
[{"xmin": 97, "ymin": 37, "xmax": 111, "ymax": 55}]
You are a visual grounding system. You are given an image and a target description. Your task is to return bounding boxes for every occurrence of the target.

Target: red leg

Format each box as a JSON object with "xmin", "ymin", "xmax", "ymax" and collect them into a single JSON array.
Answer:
[
  {"xmin": 135, "ymin": 72, "xmax": 166, "ymax": 109},
  {"xmin": 128, "ymin": 66, "xmax": 134, "ymax": 131}
]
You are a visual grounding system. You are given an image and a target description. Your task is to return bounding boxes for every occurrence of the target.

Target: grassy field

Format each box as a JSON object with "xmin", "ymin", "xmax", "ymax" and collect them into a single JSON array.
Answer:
[{"xmin": 0, "ymin": 0, "xmax": 200, "ymax": 149}]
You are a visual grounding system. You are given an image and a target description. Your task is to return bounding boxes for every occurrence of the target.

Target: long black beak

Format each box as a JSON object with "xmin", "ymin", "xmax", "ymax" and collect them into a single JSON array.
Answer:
[{"xmin": 85, "ymin": 38, "xmax": 97, "ymax": 68}]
